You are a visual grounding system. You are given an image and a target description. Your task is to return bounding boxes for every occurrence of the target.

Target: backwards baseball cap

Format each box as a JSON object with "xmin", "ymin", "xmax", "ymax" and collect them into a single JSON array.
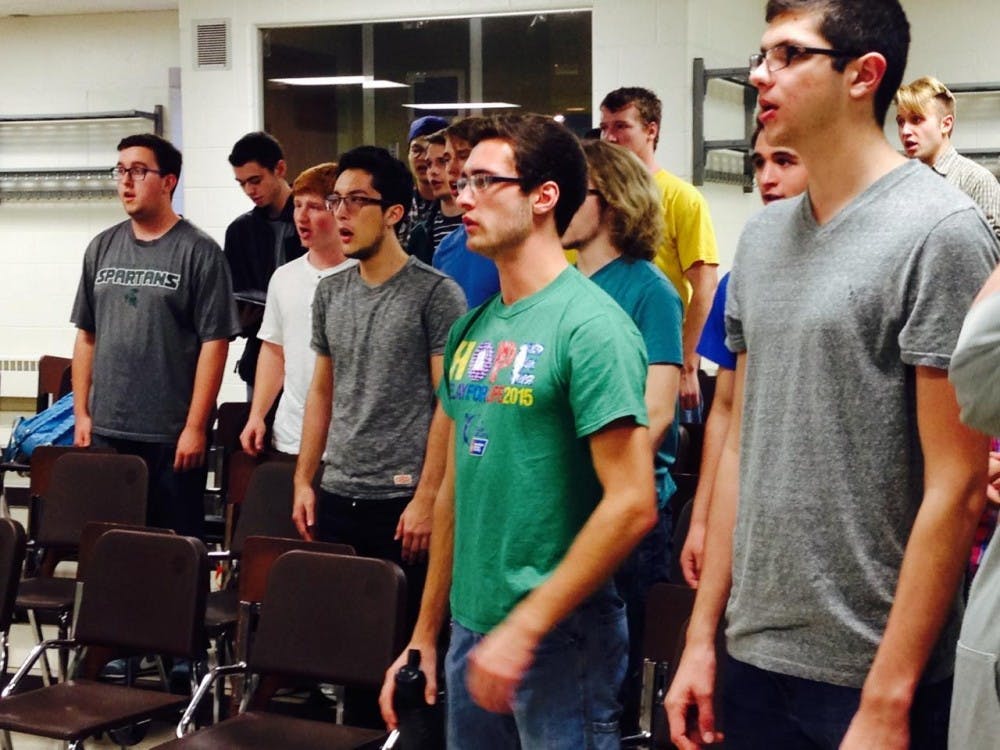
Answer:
[{"xmin": 408, "ymin": 115, "xmax": 449, "ymax": 143}]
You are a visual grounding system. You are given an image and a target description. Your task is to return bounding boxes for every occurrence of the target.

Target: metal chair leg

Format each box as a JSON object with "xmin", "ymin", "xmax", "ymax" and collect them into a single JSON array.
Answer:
[{"xmin": 26, "ymin": 610, "xmax": 53, "ymax": 686}]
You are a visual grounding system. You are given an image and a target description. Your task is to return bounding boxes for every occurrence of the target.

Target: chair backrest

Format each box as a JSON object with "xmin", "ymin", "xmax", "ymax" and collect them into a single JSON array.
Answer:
[
  {"xmin": 642, "ymin": 583, "xmax": 696, "ymax": 664},
  {"xmin": 238, "ymin": 535, "xmax": 355, "ymax": 603},
  {"xmin": 0, "ymin": 519, "xmax": 27, "ymax": 631},
  {"xmin": 230, "ymin": 461, "xmax": 299, "ymax": 554},
  {"xmin": 76, "ymin": 521, "xmax": 175, "ymax": 581},
  {"xmin": 249, "ymin": 551, "xmax": 406, "ymax": 688},
  {"xmin": 36, "ymin": 355, "xmax": 72, "ymax": 413},
  {"xmin": 28, "ymin": 445, "xmax": 116, "ymax": 500},
  {"xmin": 75, "ymin": 529, "xmax": 208, "ymax": 658},
  {"xmin": 34, "ymin": 453, "xmax": 148, "ymax": 548}
]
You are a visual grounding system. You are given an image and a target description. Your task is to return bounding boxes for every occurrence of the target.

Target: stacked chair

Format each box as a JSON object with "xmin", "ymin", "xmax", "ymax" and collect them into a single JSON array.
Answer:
[
  {"xmin": 15, "ymin": 452, "xmax": 148, "ymax": 684},
  {"xmin": 156, "ymin": 549, "xmax": 406, "ymax": 749},
  {"xmin": 0, "ymin": 529, "xmax": 209, "ymax": 749}
]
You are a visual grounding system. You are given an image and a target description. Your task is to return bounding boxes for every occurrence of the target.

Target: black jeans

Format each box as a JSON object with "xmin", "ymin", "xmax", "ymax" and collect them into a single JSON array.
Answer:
[
  {"xmin": 90, "ymin": 434, "xmax": 206, "ymax": 540},
  {"xmin": 315, "ymin": 490, "xmax": 427, "ymax": 632}
]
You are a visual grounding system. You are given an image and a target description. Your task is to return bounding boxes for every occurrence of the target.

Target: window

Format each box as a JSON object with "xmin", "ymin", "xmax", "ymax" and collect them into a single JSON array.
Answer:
[{"xmin": 261, "ymin": 11, "xmax": 592, "ymax": 174}]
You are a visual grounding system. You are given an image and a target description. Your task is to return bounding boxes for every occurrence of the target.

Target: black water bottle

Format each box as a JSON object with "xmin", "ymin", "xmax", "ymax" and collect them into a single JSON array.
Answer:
[{"xmin": 394, "ymin": 649, "xmax": 444, "ymax": 750}]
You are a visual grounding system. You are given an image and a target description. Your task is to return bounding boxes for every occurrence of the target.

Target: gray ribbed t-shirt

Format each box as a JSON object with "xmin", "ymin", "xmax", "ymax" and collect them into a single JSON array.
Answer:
[
  {"xmin": 725, "ymin": 159, "xmax": 999, "ymax": 687},
  {"xmin": 311, "ymin": 256, "xmax": 466, "ymax": 499}
]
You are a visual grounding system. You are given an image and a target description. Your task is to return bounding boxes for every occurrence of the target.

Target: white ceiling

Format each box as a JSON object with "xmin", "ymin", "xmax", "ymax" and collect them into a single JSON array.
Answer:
[{"xmin": 0, "ymin": 0, "xmax": 176, "ymax": 16}]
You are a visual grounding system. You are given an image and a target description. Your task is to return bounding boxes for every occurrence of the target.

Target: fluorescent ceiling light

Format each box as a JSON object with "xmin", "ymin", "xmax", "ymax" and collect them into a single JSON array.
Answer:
[
  {"xmin": 269, "ymin": 76, "xmax": 409, "ymax": 88},
  {"xmin": 269, "ymin": 76, "xmax": 367, "ymax": 86},
  {"xmin": 363, "ymin": 80, "xmax": 409, "ymax": 89},
  {"xmin": 402, "ymin": 102, "xmax": 520, "ymax": 110}
]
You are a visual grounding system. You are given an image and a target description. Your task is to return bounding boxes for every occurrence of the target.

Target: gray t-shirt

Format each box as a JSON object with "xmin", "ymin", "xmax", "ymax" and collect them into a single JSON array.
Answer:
[
  {"xmin": 725, "ymin": 159, "xmax": 999, "ymax": 687},
  {"xmin": 311, "ymin": 255, "xmax": 466, "ymax": 498},
  {"xmin": 71, "ymin": 219, "xmax": 241, "ymax": 442},
  {"xmin": 950, "ymin": 290, "xmax": 1000, "ymax": 434}
]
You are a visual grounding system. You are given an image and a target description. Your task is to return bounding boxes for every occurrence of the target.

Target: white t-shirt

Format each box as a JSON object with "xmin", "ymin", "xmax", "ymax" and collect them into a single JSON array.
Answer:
[{"xmin": 258, "ymin": 253, "xmax": 357, "ymax": 453}]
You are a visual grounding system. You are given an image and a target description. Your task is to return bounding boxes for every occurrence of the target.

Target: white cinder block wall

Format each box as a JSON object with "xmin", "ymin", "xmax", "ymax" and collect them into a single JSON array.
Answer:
[
  {"xmin": 1, "ymin": 1, "xmax": 999, "ymax": 401},
  {"xmin": 0, "ymin": 11, "xmax": 180, "ymax": 391}
]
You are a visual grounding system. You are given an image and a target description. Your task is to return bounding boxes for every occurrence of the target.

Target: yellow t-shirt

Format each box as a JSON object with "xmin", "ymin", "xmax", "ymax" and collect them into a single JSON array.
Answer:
[{"xmin": 652, "ymin": 168, "xmax": 719, "ymax": 309}]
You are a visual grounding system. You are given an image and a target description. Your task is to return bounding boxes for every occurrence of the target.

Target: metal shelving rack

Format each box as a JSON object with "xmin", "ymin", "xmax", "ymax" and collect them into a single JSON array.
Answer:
[
  {"xmin": 0, "ymin": 106, "xmax": 163, "ymax": 202},
  {"xmin": 692, "ymin": 58, "xmax": 756, "ymax": 192}
]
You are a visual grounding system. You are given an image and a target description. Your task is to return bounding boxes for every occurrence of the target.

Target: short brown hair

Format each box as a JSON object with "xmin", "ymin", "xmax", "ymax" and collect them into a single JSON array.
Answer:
[
  {"xmin": 469, "ymin": 114, "xmax": 587, "ymax": 236},
  {"xmin": 292, "ymin": 162, "xmax": 338, "ymax": 198},
  {"xmin": 600, "ymin": 87, "xmax": 662, "ymax": 148}
]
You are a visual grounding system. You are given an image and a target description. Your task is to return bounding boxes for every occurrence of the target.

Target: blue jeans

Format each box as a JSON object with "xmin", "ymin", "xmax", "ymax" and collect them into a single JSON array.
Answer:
[
  {"xmin": 722, "ymin": 655, "xmax": 952, "ymax": 749},
  {"xmin": 445, "ymin": 587, "xmax": 628, "ymax": 750}
]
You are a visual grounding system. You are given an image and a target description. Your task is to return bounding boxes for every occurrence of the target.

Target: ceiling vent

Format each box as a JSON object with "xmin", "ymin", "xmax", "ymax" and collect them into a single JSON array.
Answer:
[{"xmin": 194, "ymin": 19, "xmax": 230, "ymax": 71}]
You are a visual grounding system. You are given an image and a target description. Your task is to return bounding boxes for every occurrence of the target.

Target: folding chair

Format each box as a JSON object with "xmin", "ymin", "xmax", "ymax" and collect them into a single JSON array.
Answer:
[
  {"xmin": 622, "ymin": 582, "xmax": 697, "ymax": 749},
  {"xmin": 0, "ymin": 519, "xmax": 26, "ymax": 682},
  {"xmin": 157, "ymin": 550, "xmax": 406, "ymax": 750},
  {"xmin": 0, "ymin": 529, "xmax": 208, "ymax": 750},
  {"xmin": 15, "ymin": 452, "xmax": 147, "ymax": 683},
  {"xmin": 205, "ymin": 461, "xmax": 301, "ymax": 670},
  {"xmin": 0, "ymin": 354, "xmax": 73, "ymax": 510}
]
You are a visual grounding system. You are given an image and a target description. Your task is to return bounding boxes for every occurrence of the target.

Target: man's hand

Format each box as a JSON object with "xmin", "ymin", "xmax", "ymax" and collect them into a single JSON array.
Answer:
[
  {"xmin": 839, "ymin": 697, "xmax": 910, "ymax": 750},
  {"xmin": 74, "ymin": 413, "xmax": 92, "ymax": 448},
  {"xmin": 467, "ymin": 618, "xmax": 542, "ymax": 714},
  {"xmin": 173, "ymin": 424, "xmax": 207, "ymax": 471},
  {"xmin": 680, "ymin": 520, "xmax": 707, "ymax": 588},
  {"xmin": 292, "ymin": 484, "xmax": 317, "ymax": 541},
  {"xmin": 239, "ymin": 416, "xmax": 267, "ymax": 456},
  {"xmin": 664, "ymin": 642, "xmax": 723, "ymax": 749},
  {"xmin": 680, "ymin": 364, "xmax": 701, "ymax": 411},
  {"xmin": 395, "ymin": 495, "xmax": 433, "ymax": 563},
  {"xmin": 379, "ymin": 642, "xmax": 438, "ymax": 729}
]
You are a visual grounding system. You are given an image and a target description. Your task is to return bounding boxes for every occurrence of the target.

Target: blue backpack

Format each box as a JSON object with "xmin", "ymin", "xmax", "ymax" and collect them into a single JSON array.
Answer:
[{"xmin": 2, "ymin": 392, "xmax": 75, "ymax": 463}]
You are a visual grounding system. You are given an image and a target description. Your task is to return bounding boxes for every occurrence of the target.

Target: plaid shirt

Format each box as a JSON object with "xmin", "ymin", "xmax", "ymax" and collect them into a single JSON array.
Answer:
[{"xmin": 933, "ymin": 144, "xmax": 1000, "ymax": 240}]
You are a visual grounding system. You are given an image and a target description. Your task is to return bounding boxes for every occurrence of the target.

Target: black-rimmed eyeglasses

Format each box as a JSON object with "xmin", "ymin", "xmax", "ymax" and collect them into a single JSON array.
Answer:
[
  {"xmin": 324, "ymin": 194, "xmax": 389, "ymax": 213},
  {"xmin": 749, "ymin": 43, "xmax": 856, "ymax": 74},
  {"xmin": 111, "ymin": 165, "xmax": 163, "ymax": 181}
]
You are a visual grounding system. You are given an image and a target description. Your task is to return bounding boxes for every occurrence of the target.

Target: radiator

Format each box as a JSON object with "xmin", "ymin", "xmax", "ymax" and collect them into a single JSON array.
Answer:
[{"xmin": 0, "ymin": 358, "xmax": 38, "ymax": 398}]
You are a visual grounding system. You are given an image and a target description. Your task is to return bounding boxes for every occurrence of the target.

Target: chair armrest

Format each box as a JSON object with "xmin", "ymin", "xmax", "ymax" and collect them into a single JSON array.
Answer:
[
  {"xmin": 176, "ymin": 661, "xmax": 248, "ymax": 736},
  {"xmin": 1, "ymin": 639, "xmax": 79, "ymax": 697}
]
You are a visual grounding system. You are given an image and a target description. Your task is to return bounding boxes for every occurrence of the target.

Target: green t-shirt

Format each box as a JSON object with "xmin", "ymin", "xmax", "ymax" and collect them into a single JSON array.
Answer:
[{"xmin": 440, "ymin": 266, "xmax": 649, "ymax": 633}]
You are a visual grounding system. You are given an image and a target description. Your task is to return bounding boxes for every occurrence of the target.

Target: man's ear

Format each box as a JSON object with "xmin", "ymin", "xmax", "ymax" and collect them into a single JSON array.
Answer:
[
  {"xmin": 940, "ymin": 113, "xmax": 955, "ymax": 138},
  {"xmin": 646, "ymin": 119, "xmax": 659, "ymax": 146},
  {"xmin": 384, "ymin": 202, "xmax": 406, "ymax": 227},
  {"xmin": 162, "ymin": 173, "xmax": 179, "ymax": 196},
  {"xmin": 531, "ymin": 180, "xmax": 560, "ymax": 218},
  {"xmin": 846, "ymin": 52, "xmax": 887, "ymax": 103},
  {"xmin": 274, "ymin": 159, "xmax": 288, "ymax": 180}
]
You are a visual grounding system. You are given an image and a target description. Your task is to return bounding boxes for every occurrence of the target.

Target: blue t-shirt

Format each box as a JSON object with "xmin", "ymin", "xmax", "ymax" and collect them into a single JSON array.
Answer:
[
  {"xmin": 432, "ymin": 225, "xmax": 501, "ymax": 308},
  {"xmin": 589, "ymin": 256, "xmax": 684, "ymax": 506},
  {"xmin": 697, "ymin": 271, "xmax": 736, "ymax": 370}
]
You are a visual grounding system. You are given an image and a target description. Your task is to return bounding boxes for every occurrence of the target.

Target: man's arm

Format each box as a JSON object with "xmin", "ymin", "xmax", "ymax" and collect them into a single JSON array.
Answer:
[
  {"xmin": 394, "ymin": 355, "xmax": 447, "ymax": 563},
  {"xmin": 239, "ymin": 341, "xmax": 285, "ymax": 456},
  {"xmin": 680, "ymin": 366, "xmax": 735, "ymax": 587},
  {"xmin": 380, "ymin": 422, "xmax": 457, "ymax": 727},
  {"xmin": 680, "ymin": 262, "xmax": 718, "ymax": 410},
  {"xmin": 174, "ymin": 338, "xmax": 229, "ymax": 471},
  {"xmin": 71, "ymin": 329, "xmax": 96, "ymax": 447},
  {"xmin": 841, "ymin": 366, "xmax": 988, "ymax": 750},
  {"xmin": 646, "ymin": 363, "xmax": 681, "ymax": 453},
  {"xmin": 665, "ymin": 353, "xmax": 745, "ymax": 749},
  {"xmin": 291, "ymin": 354, "xmax": 333, "ymax": 541},
  {"xmin": 465, "ymin": 418, "xmax": 657, "ymax": 714}
]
